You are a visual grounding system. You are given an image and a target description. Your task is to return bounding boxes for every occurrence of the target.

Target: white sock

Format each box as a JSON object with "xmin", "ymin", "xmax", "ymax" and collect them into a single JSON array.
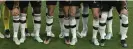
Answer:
[
  {"xmin": 34, "ymin": 14, "xmax": 41, "ymax": 37},
  {"xmin": 120, "ymin": 14, "xmax": 128, "ymax": 40},
  {"xmin": 13, "ymin": 15, "xmax": 20, "ymax": 38},
  {"xmin": 20, "ymin": 13, "xmax": 27, "ymax": 37},
  {"xmin": 46, "ymin": 15, "xmax": 53, "ymax": 36},
  {"xmin": 82, "ymin": 5, "xmax": 89, "ymax": 14},
  {"xmin": 70, "ymin": 17, "xmax": 76, "ymax": 39},
  {"xmin": 82, "ymin": 4, "xmax": 89, "ymax": 31},
  {"xmin": 64, "ymin": 17, "xmax": 70, "ymax": 36},
  {"xmin": 59, "ymin": 15, "xmax": 65, "ymax": 34},
  {"xmin": 75, "ymin": 7, "xmax": 80, "ymax": 31},
  {"xmin": 93, "ymin": 19, "xmax": 99, "ymax": 39},
  {"xmin": 107, "ymin": 8, "xmax": 113, "ymax": 34},
  {"xmin": 99, "ymin": 12, "xmax": 108, "ymax": 39},
  {"xmin": 59, "ymin": 8, "xmax": 65, "ymax": 35},
  {"xmin": 82, "ymin": 14, "xmax": 89, "ymax": 32}
]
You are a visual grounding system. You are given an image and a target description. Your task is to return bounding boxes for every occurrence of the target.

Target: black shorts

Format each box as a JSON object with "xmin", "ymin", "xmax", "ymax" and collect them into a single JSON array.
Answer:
[
  {"xmin": 101, "ymin": 1, "xmax": 127, "ymax": 12},
  {"xmin": 82, "ymin": 1, "xmax": 101, "ymax": 8},
  {"xmin": 59, "ymin": 1, "xmax": 81, "ymax": 6},
  {"xmin": 19, "ymin": 1, "xmax": 41, "ymax": 9},
  {"xmin": 46, "ymin": 1, "xmax": 57, "ymax": 5},
  {"xmin": 88, "ymin": 1, "xmax": 101, "ymax": 8},
  {"xmin": 5, "ymin": 1, "xmax": 14, "ymax": 10}
]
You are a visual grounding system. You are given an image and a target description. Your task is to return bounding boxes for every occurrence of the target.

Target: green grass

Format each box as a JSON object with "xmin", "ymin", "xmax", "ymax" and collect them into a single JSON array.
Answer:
[{"xmin": 0, "ymin": 1, "xmax": 133, "ymax": 49}]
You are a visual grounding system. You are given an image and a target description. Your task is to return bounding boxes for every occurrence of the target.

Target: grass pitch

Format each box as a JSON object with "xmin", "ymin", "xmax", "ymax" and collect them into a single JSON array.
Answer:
[{"xmin": 0, "ymin": 1, "xmax": 133, "ymax": 49}]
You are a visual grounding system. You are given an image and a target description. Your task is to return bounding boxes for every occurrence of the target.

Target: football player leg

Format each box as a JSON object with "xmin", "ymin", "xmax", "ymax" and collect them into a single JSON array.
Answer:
[
  {"xmin": 75, "ymin": 6, "xmax": 82, "ymax": 38},
  {"xmin": 31, "ymin": 1, "xmax": 43, "ymax": 42},
  {"xmin": 5, "ymin": 1, "xmax": 20, "ymax": 45},
  {"xmin": 80, "ymin": 2, "xmax": 89, "ymax": 38},
  {"xmin": 44, "ymin": 1, "xmax": 57, "ymax": 44},
  {"xmin": 117, "ymin": 1, "xmax": 128, "ymax": 48},
  {"xmin": 69, "ymin": 2, "xmax": 81, "ymax": 45},
  {"xmin": 99, "ymin": 11, "xmax": 108, "ymax": 46},
  {"xmin": 92, "ymin": 8, "xmax": 100, "ymax": 46},
  {"xmin": 19, "ymin": 1, "xmax": 29, "ymax": 43},
  {"xmin": 69, "ymin": 6, "xmax": 77, "ymax": 45},
  {"xmin": 99, "ymin": 1, "xmax": 113, "ymax": 46},
  {"xmin": 62, "ymin": 3, "xmax": 70, "ymax": 44},
  {"xmin": 89, "ymin": 1, "xmax": 100, "ymax": 46},
  {"xmin": 58, "ymin": 5, "xmax": 65, "ymax": 38},
  {"xmin": 105, "ymin": 7, "xmax": 113, "ymax": 40}
]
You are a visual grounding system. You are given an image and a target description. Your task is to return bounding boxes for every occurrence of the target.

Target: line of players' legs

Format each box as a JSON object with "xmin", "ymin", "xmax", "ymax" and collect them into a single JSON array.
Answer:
[{"xmin": 0, "ymin": 1, "xmax": 128, "ymax": 48}]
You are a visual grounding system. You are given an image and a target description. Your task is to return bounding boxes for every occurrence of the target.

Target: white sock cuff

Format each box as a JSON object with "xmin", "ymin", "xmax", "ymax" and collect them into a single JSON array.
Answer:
[
  {"xmin": 13, "ymin": 15, "xmax": 20, "ymax": 20},
  {"xmin": 121, "ymin": 14, "xmax": 128, "ymax": 24},
  {"xmin": 93, "ymin": 19, "xmax": 99, "ymax": 27},
  {"xmin": 46, "ymin": 15, "xmax": 53, "ymax": 24},
  {"xmin": 34, "ymin": 14, "xmax": 41, "ymax": 16},
  {"xmin": 34, "ymin": 16, "xmax": 41, "ymax": 21},
  {"xmin": 20, "ymin": 13, "xmax": 27, "ymax": 16},
  {"xmin": 100, "ymin": 12, "xmax": 108, "ymax": 23},
  {"xmin": 108, "ymin": 8, "xmax": 113, "ymax": 17}
]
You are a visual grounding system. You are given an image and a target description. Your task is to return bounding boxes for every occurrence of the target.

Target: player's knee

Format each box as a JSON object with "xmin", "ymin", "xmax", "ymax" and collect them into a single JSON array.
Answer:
[
  {"xmin": 70, "ymin": 12, "xmax": 76, "ymax": 17},
  {"xmin": 121, "ymin": 9, "xmax": 128, "ymax": 15},
  {"xmin": 48, "ymin": 7, "xmax": 55, "ymax": 16},
  {"xmin": 93, "ymin": 16, "xmax": 99, "ymax": 20},
  {"xmin": 93, "ymin": 11, "xmax": 99, "ymax": 18},
  {"xmin": 93, "ymin": 13, "xmax": 99, "ymax": 20},
  {"xmin": 48, "ymin": 11, "xmax": 54, "ymax": 16},
  {"xmin": 11, "ymin": 8, "xmax": 20, "ymax": 16},
  {"xmin": 34, "ymin": 14, "xmax": 41, "ymax": 24}
]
